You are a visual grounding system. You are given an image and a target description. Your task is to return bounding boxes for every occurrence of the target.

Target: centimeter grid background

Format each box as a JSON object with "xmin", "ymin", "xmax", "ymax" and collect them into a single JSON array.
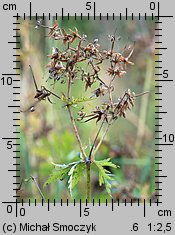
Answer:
[{"xmin": 0, "ymin": 0, "xmax": 174, "ymax": 217}]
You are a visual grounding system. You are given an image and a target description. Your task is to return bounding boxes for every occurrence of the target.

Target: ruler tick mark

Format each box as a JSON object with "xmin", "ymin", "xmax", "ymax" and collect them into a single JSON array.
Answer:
[
  {"xmin": 80, "ymin": 199, "xmax": 82, "ymax": 217},
  {"xmin": 144, "ymin": 199, "xmax": 146, "ymax": 217},
  {"xmin": 29, "ymin": 2, "xmax": 32, "ymax": 20}
]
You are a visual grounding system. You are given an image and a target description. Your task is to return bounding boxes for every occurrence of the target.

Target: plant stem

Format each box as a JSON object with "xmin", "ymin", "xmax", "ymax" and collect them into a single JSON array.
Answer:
[
  {"xmin": 88, "ymin": 120, "xmax": 105, "ymax": 161},
  {"xmin": 67, "ymin": 77, "xmax": 87, "ymax": 161},
  {"xmin": 67, "ymin": 106, "xmax": 87, "ymax": 160},
  {"xmin": 108, "ymin": 76, "xmax": 114, "ymax": 105},
  {"xmin": 67, "ymin": 74, "xmax": 89, "ymax": 199},
  {"xmin": 86, "ymin": 162, "xmax": 91, "ymax": 202},
  {"xmin": 92, "ymin": 122, "xmax": 111, "ymax": 160}
]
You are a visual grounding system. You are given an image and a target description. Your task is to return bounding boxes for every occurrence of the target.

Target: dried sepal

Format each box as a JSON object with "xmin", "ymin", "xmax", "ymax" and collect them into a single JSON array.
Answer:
[{"xmin": 107, "ymin": 67, "xmax": 126, "ymax": 78}]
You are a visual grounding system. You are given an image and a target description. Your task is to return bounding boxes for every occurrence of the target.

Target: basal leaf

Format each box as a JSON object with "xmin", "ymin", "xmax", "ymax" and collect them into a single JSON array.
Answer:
[
  {"xmin": 68, "ymin": 161, "xmax": 85, "ymax": 197},
  {"xmin": 94, "ymin": 158, "xmax": 118, "ymax": 196},
  {"xmin": 44, "ymin": 165, "xmax": 71, "ymax": 187},
  {"xmin": 95, "ymin": 158, "xmax": 118, "ymax": 169},
  {"xmin": 51, "ymin": 162, "xmax": 68, "ymax": 168}
]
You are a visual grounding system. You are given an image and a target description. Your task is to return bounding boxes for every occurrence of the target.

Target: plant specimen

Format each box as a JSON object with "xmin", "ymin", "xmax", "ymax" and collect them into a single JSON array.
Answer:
[{"xmin": 22, "ymin": 19, "xmax": 147, "ymax": 202}]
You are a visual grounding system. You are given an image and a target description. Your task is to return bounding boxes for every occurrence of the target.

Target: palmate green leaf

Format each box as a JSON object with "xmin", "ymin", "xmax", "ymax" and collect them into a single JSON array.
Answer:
[
  {"xmin": 94, "ymin": 158, "xmax": 118, "ymax": 196},
  {"xmin": 68, "ymin": 161, "xmax": 85, "ymax": 197},
  {"xmin": 44, "ymin": 165, "xmax": 71, "ymax": 188}
]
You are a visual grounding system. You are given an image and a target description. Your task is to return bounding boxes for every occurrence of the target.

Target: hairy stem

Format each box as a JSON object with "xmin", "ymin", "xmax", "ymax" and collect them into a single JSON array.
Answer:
[{"xmin": 86, "ymin": 163, "xmax": 91, "ymax": 202}]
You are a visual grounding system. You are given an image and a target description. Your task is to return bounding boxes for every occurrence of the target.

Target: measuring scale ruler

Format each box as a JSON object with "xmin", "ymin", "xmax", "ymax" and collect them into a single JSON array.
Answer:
[{"xmin": 0, "ymin": 0, "xmax": 175, "ymax": 234}]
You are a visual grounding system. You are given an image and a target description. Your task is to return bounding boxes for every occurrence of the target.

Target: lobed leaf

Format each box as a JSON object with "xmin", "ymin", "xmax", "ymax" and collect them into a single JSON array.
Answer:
[
  {"xmin": 95, "ymin": 158, "xmax": 118, "ymax": 168},
  {"xmin": 68, "ymin": 161, "xmax": 85, "ymax": 197},
  {"xmin": 44, "ymin": 165, "xmax": 71, "ymax": 187},
  {"xmin": 94, "ymin": 158, "xmax": 118, "ymax": 196}
]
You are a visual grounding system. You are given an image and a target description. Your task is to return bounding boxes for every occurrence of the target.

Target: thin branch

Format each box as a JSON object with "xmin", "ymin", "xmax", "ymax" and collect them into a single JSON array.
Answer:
[
  {"xmin": 67, "ymin": 77, "xmax": 87, "ymax": 160},
  {"xmin": 134, "ymin": 91, "xmax": 149, "ymax": 97},
  {"xmin": 88, "ymin": 120, "xmax": 105, "ymax": 161},
  {"xmin": 108, "ymin": 76, "xmax": 115, "ymax": 105},
  {"xmin": 89, "ymin": 90, "xmax": 149, "ymax": 161},
  {"xmin": 67, "ymin": 106, "xmax": 87, "ymax": 160},
  {"xmin": 31, "ymin": 176, "xmax": 46, "ymax": 202},
  {"xmin": 17, "ymin": 178, "xmax": 24, "ymax": 190},
  {"xmin": 88, "ymin": 77, "xmax": 116, "ymax": 161},
  {"xmin": 67, "ymin": 77, "xmax": 72, "ymax": 99},
  {"xmin": 92, "ymin": 122, "xmax": 111, "ymax": 161},
  {"xmin": 86, "ymin": 163, "xmax": 91, "ymax": 202},
  {"xmin": 29, "ymin": 65, "xmax": 39, "ymax": 91},
  {"xmin": 45, "ymin": 88, "xmax": 61, "ymax": 100},
  {"xmin": 92, "ymin": 91, "xmax": 149, "ymax": 156}
]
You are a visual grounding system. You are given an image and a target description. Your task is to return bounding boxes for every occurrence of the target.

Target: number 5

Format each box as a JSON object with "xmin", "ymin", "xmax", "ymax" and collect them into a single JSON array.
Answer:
[
  {"xmin": 84, "ymin": 207, "xmax": 90, "ymax": 216},
  {"xmin": 86, "ymin": 2, "xmax": 92, "ymax": 10},
  {"xmin": 7, "ymin": 140, "xmax": 13, "ymax": 149}
]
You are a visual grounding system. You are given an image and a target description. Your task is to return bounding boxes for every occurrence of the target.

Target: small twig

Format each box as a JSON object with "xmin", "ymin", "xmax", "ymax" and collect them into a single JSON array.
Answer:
[
  {"xmin": 29, "ymin": 65, "xmax": 39, "ymax": 91},
  {"xmin": 67, "ymin": 77, "xmax": 72, "ymax": 99},
  {"xmin": 45, "ymin": 88, "xmax": 61, "ymax": 100},
  {"xmin": 31, "ymin": 176, "xmax": 46, "ymax": 202},
  {"xmin": 108, "ymin": 76, "xmax": 115, "ymax": 105},
  {"xmin": 89, "ymin": 61, "xmax": 108, "ymax": 88},
  {"xmin": 88, "ymin": 119, "xmax": 105, "ymax": 161},
  {"xmin": 89, "ymin": 90, "xmax": 149, "ymax": 160},
  {"xmin": 92, "ymin": 121, "xmax": 112, "ymax": 160},
  {"xmin": 134, "ymin": 91, "xmax": 149, "ymax": 97},
  {"xmin": 17, "ymin": 178, "xmax": 24, "ymax": 190}
]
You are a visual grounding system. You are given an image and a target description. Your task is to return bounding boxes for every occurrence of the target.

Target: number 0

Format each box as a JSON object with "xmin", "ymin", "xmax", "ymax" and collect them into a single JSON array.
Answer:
[
  {"xmin": 7, "ymin": 205, "xmax": 13, "ymax": 213},
  {"xmin": 20, "ymin": 208, "xmax": 25, "ymax": 216},
  {"xmin": 150, "ymin": 2, "xmax": 156, "ymax": 10}
]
